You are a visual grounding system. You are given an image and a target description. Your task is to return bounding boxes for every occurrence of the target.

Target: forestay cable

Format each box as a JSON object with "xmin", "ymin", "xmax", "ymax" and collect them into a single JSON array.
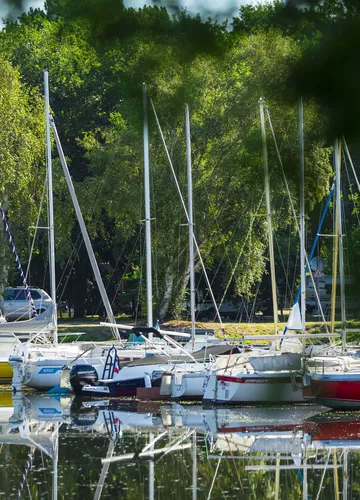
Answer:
[
  {"xmin": 150, "ymin": 99, "xmax": 224, "ymax": 330},
  {"xmin": 266, "ymin": 108, "xmax": 329, "ymax": 335},
  {"xmin": 343, "ymin": 137, "xmax": 360, "ymax": 194},
  {"xmin": 0, "ymin": 204, "xmax": 37, "ymax": 317},
  {"xmin": 25, "ymin": 176, "xmax": 47, "ymax": 283}
]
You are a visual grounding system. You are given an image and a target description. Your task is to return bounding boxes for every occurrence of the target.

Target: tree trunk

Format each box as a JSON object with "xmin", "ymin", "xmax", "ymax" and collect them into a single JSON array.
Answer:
[{"xmin": 158, "ymin": 266, "xmax": 174, "ymax": 320}]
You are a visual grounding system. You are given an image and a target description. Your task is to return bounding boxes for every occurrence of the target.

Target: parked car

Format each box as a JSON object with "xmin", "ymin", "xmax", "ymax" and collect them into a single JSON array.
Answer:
[{"xmin": 3, "ymin": 286, "xmax": 53, "ymax": 321}]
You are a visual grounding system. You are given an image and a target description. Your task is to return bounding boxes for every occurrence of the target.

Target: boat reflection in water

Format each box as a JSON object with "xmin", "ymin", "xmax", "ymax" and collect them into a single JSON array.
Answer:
[{"xmin": 1, "ymin": 393, "xmax": 360, "ymax": 498}]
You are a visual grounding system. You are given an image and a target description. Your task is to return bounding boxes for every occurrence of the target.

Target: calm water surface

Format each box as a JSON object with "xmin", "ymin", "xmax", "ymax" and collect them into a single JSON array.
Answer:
[{"xmin": 0, "ymin": 392, "xmax": 359, "ymax": 499}]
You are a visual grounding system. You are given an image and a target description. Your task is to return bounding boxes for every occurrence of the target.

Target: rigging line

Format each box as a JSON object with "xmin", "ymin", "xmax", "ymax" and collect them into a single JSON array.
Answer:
[
  {"xmin": 0, "ymin": 204, "xmax": 37, "ymax": 317},
  {"xmin": 150, "ymin": 98, "xmax": 224, "ymax": 331},
  {"xmin": 218, "ymin": 193, "xmax": 265, "ymax": 312},
  {"xmin": 195, "ymin": 155, "xmax": 258, "ymax": 302},
  {"xmin": 55, "ymin": 130, "xmax": 125, "ymax": 302},
  {"xmin": 274, "ymin": 231, "xmax": 294, "ymax": 307},
  {"xmin": 206, "ymin": 451, "xmax": 223, "ymax": 500},
  {"xmin": 151, "ymin": 163, "xmax": 160, "ymax": 316},
  {"xmin": 84, "ymin": 135, "xmax": 125, "ymax": 218},
  {"xmin": 58, "ymin": 173, "xmax": 139, "ymax": 315},
  {"xmin": 343, "ymin": 137, "xmax": 360, "ymax": 194},
  {"xmin": 266, "ymin": 108, "xmax": 301, "ymax": 241},
  {"xmin": 342, "ymin": 152, "xmax": 352, "ymax": 278},
  {"xmin": 94, "ymin": 231, "xmax": 141, "ymax": 317},
  {"xmin": 175, "ymin": 201, "xmax": 183, "ymax": 317},
  {"xmin": 133, "ymin": 168, "xmax": 145, "ymax": 325},
  {"xmin": 16, "ymin": 445, "xmax": 35, "ymax": 500},
  {"xmin": 25, "ymin": 174, "xmax": 48, "ymax": 282},
  {"xmin": 266, "ymin": 107, "xmax": 329, "ymax": 333},
  {"xmin": 135, "ymin": 223, "xmax": 145, "ymax": 324},
  {"xmin": 224, "ymin": 435, "xmax": 243, "ymax": 491},
  {"xmin": 110, "ymin": 232, "xmax": 141, "ymax": 302},
  {"xmin": 200, "ymin": 186, "xmax": 254, "ymax": 321},
  {"xmin": 343, "ymin": 150, "xmax": 360, "ymax": 226},
  {"xmin": 249, "ymin": 278, "xmax": 262, "ymax": 324},
  {"xmin": 101, "ymin": 226, "xmax": 142, "ymax": 310},
  {"xmin": 286, "ymin": 225, "xmax": 291, "ymax": 310},
  {"xmin": 56, "ymin": 182, "xmax": 119, "ymax": 303},
  {"xmin": 56, "ymin": 234, "xmax": 83, "ymax": 305},
  {"xmin": 200, "ymin": 182, "xmax": 235, "ymax": 269},
  {"xmin": 315, "ymin": 450, "xmax": 332, "ymax": 500},
  {"xmin": 291, "ymin": 245, "xmax": 299, "ymax": 307}
]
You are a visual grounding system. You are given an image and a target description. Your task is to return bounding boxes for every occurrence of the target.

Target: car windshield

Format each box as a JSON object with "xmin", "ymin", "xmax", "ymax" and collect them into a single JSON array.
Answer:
[{"xmin": 4, "ymin": 289, "xmax": 27, "ymax": 300}]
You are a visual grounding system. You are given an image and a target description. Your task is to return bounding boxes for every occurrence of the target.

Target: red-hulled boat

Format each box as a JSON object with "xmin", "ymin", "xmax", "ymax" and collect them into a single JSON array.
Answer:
[{"xmin": 303, "ymin": 355, "xmax": 360, "ymax": 409}]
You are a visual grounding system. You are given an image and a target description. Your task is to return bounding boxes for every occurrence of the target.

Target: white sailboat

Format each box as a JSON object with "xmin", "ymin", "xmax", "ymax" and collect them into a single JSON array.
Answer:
[
  {"xmin": 10, "ymin": 76, "xmax": 209, "ymax": 393},
  {"xmin": 202, "ymin": 98, "xmax": 306, "ymax": 405},
  {"xmin": 8, "ymin": 71, "xmax": 109, "ymax": 392},
  {"xmin": 69, "ymin": 90, "xmax": 234, "ymax": 398}
]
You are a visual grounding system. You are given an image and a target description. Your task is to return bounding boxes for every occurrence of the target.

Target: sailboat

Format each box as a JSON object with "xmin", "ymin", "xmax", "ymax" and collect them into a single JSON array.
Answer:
[
  {"xmin": 302, "ymin": 138, "xmax": 360, "ymax": 409},
  {"xmin": 9, "ymin": 74, "xmax": 210, "ymax": 393},
  {"xmin": 201, "ymin": 99, "xmax": 308, "ymax": 405},
  {"xmin": 7, "ymin": 71, "xmax": 116, "ymax": 392},
  {"xmin": 69, "ymin": 90, "xmax": 238, "ymax": 398}
]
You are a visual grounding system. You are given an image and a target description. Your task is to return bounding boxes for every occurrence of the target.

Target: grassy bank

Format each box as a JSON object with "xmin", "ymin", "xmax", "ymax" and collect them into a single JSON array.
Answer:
[{"xmin": 57, "ymin": 316, "xmax": 360, "ymax": 342}]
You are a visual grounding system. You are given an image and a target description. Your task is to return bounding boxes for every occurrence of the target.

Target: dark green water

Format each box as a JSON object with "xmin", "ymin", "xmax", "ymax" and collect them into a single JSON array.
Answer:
[{"xmin": 0, "ymin": 393, "xmax": 359, "ymax": 499}]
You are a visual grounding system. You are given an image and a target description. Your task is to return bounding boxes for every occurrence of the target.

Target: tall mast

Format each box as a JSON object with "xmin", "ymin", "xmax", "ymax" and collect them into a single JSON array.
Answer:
[
  {"xmin": 335, "ymin": 138, "xmax": 346, "ymax": 350},
  {"xmin": 50, "ymin": 118, "xmax": 120, "ymax": 340},
  {"xmin": 192, "ymin": 431, "xmax": 197, "ymax": 500},
  {"xmin": 331, "ymin": 177, "xmax": 339, "ymax": 338},
  {"xmin": 44, "ymin": 70, "xmax": 57, "ymax": 337},
  {"xmin": 299, "ymin": 97, "xmax": 306, "ymax": 348},
  {"xmin": 149, "ymin": 431, "xmax": 154, "ymax": 500},
  {"xmin": 52, "ymin": 424, "xmax": 58, "ymax": 500},
  {"xmin": 143, "ymin": 85, "xmax": 153, "ymax": 333},
  {"xmin": 259, "ymin": 98, "xmax": 278, "ymax": 337},
  {"xmin": 185, "ymin": 104, "xmax": 196, "ymax": 351}
]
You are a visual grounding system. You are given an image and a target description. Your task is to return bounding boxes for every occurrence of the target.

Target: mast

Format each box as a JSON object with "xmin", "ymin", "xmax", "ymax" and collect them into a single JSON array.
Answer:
[
  {"xmin": 185, "ymin": 104, "xmax": 196, "ymax": 351},
  {"xmin": 259, "ymin": 98, "xmax": 279, "ymax": 337},
  {"xmin": 343, "ymin": 448, "xmax": 348, "ymax": 500},
  {"xmin": 150, "ymin": 99, "xmax": 225, "ymax": 330},
  {"xmin": 331, "ymin": 180, "xmax": 339, "ymax": 338},
  {"xmin": 50, "ymin": 118, "xmax": 120, "ymax": 340},
  {"xmin": 149, "ymin": 431, "xmax": 155, "ymax": 500},
  {"xmin": 44, "ymin": 70, "xmax": 57, "ymax": 338},
  {"xmin": 299, "ymin": 97, "xmax": 306, "ymax": 348},
  {"xmin": 335, "ymin": 138, "xmax": 346, "ymax": 350},
  {"xmin": 192, "ymin": 431, "xmax": 197, "ymax": 500},
  {"xmin": 143, "ymin": 85, "xmax": 153, "ymax": 334},
  {"xmin": 52, "ymin": 423, "xmax": 58, "ymax": 500}
]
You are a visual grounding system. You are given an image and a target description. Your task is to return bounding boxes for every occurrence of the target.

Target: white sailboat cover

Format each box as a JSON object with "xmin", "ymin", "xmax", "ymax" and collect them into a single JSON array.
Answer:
[{"xmin": 286, "ymin": 302, "xmax": 302, "ymax": 331}]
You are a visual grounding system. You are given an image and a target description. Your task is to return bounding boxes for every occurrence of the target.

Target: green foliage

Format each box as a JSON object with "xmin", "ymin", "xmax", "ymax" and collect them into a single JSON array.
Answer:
[
  {"xmin": 0, "ymin": 0, "xmax": 341, "ymax": 317},
  {"xmin": 0, "ymin": 58, "xmax": 45, "ymax": 284}
]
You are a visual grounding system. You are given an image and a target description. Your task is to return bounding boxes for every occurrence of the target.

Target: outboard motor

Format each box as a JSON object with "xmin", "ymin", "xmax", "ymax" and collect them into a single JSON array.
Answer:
[
  {"xmin": 70, "ymin": 401, "xmax": 99, "ymax": 427},
  {"xmin": 70, "ymin": 364, "xmax": 98, "ymax": 396}
]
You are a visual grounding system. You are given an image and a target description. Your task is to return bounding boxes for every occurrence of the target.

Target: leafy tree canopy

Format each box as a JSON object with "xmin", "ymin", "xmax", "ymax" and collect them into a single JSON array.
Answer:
[{"xmin": 0, "ymin": 0, "xmax": 354, "ymax": 319}]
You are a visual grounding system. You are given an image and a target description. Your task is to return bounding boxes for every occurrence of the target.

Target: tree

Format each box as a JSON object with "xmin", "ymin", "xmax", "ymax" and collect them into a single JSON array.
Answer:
[
  {"xmin": 0, "ymin": 1, "xmax": 335, "ymax": 319},
  {"xmin": 0, "ymin": 58, "xmax": 44, "ymax": 294}
]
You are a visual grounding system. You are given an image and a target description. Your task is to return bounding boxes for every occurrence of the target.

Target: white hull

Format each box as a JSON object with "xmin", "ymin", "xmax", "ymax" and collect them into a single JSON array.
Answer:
[
  {"xmin": 24, "ymin": 356, "xmax": 105, "ymax": 389},
  {"xmin": 170, "ymin": 370, "xmax": 209, "ymax": 399},
  {"xmin": 15, "ymin": 340, "xmax": 190, "ymax": 391},
  {"xmin": 203, "ymin": 371, "xmax": 305, "ymax": 404}
]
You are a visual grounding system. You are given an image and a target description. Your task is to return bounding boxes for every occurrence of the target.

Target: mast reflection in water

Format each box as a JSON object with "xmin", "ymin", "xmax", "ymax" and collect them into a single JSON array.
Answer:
[{"xmin": 0, "ymin": 392, "xmax": 359, "ymax": 499}]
